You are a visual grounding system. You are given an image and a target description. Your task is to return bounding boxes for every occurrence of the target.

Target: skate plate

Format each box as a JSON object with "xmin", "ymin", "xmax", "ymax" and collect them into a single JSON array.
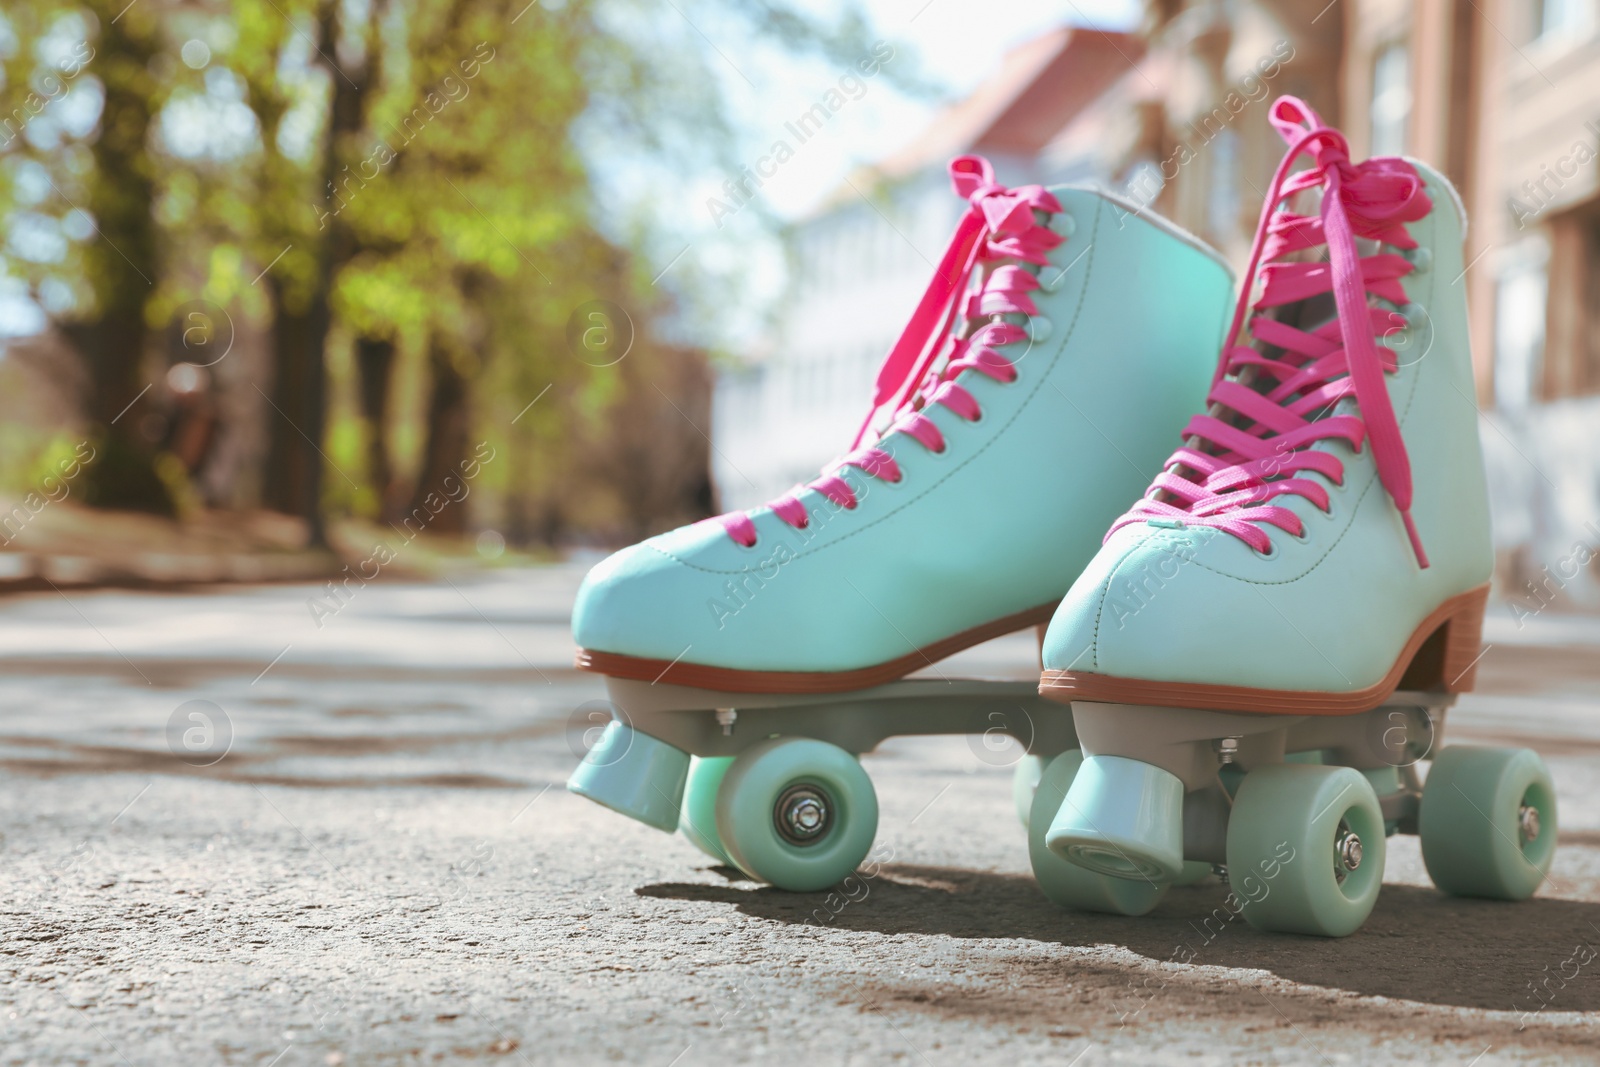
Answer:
[{"xmin": 597, "ymin": 674, "xmax": 1078, "ymax": 760}]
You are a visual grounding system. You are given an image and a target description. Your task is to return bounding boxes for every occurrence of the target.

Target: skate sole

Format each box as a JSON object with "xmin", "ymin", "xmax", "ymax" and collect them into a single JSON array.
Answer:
[
  {"xmin": 575, "ymin": 601, "xmax": 1058, "ymax": 694},
  {"xmin": 1038, "ymin": 584, "xmax": 1489, "ymax": 716}
]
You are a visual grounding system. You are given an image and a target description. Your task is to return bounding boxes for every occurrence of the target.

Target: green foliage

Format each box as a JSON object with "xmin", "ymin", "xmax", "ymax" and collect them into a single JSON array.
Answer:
[{"xmin": 0, "ymin": 0, "xmax": 895, "ymax": 541}]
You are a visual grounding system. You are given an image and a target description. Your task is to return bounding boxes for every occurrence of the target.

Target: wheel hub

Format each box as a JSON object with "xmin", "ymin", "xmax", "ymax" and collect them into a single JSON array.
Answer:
[
  {"xmin": 775, "ymin": 785, "xmax": 832, "ymax": 846},
  {"xmin": 1334, "ymin": 822, "xmax": 1362, "ymax": 882},
  {"xmin": 1519, "ymin": 803, "xmax": 1541, "ymax": 843}
]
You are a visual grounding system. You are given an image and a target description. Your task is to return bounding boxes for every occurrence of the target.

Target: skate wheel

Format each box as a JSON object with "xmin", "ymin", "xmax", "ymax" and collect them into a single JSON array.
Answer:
[
  {"xmin": 1419, "ymin": 746, "xmax": 1556, "ymax": 900},
  {"xmin": 1013, "ymin": 754, "xmax": 1047, "ymax": 830},
  {"xmin": 1028, "ymin": 750, "xmax": 1168, "ymax": 916},
  {"xmin": 714, "ymin": 737, "xmax": 878, "ymax": 892},
  {"xmin": 679, "ymin": 756, "xmax": 735, "ymax": 866},
  {"xmin": 1226, "ymin": 764, "xmax": 1385, "ymax": 937}
]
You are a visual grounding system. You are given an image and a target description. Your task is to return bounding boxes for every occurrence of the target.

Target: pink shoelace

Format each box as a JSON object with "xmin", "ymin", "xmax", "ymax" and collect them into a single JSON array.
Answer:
[
  {"xmin": 1112, "ymin": 96, "xmax": 1434, "ymax": 567},
  {"xmin": 716, "ymin": 156, "xmax": 1064, "ymax": 547}
]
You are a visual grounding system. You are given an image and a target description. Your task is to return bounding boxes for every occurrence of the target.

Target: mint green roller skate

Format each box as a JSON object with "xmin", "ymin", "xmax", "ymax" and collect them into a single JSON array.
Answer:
[
  {"xmin": 567, "ymin": 155, "xmax": 1235, "ymax": 892},
  {"xmin": 1037, "ymin": 97, "xmax": 1555, "ymax": 935}
]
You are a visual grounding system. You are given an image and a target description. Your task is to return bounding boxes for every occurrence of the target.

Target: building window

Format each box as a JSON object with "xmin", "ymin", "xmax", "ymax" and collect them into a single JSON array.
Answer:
[
  {"xmin": 1370, "ymin": 42, "xmax": 1411, "ymax": 158},
  {"xmin": 1494, "ymin": 242, "xmax": 1550, "ymax": 410},
  {"xmin": 1533, "ymin": 0, "xmax": 1594, "ymax": 42}
]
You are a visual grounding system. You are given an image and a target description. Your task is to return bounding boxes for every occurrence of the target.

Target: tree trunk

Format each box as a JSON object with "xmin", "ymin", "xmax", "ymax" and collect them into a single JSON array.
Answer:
[
  {"xmin": 77, "ymin": 2, "xmax": 167, "ymax": 513},
  {"xmin": 261, "ymin": 284, "xmax": 327, "ymax": 545},
  {"xmin": 355, "ymin": 336, "xmax": 397, "ymax": 521},
  {"xmin": 408, "ymin": 336, "xmax": 472, "ymax": 536},
  {"xmin": 260, "ymin": 0, "xmax": 367, "ymax": 546}
]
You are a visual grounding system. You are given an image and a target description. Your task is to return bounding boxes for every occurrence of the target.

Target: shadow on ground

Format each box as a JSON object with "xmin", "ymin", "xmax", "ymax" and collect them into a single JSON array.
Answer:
[{"xmin": 640, "ymin": 862, "xmax": 1600, "ymax": 1013}]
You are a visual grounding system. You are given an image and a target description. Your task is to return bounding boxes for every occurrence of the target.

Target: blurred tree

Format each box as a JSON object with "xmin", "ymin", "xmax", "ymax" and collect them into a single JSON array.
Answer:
[
  {"xmin": 0, "ymin": 0, "xmax": 172, "ymax": 511},
  {"xmin": 0, "ymin": 0, "xmax": 912, "ymax": 549}
]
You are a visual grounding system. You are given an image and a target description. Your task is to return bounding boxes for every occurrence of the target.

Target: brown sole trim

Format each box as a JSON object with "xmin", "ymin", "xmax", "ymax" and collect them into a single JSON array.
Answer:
[
  {"xmin": 575, "ymin": 601, "xmax": 1059, "ymax": 694},
  {"xmin": 1038, "ymin": 583, "xmax": 1490, "ymax": 716}
]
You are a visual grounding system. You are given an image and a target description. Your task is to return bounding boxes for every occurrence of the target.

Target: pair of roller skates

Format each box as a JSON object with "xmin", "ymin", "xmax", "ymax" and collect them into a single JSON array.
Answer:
[{"xmin": 566, "ymin": 97, "xmax": 1557, "ymax": 937}]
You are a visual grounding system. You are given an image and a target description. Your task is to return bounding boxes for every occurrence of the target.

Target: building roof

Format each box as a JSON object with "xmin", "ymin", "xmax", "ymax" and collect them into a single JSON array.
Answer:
[{"xmin": 874, "ymin": 25, "xmax": 1147, "ymax": 179}]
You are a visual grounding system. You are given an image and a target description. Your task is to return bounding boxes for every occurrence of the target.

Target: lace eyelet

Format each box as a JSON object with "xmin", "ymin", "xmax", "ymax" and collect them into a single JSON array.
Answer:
[
  {"xmin": 1406, "ymin": 246, "xmax": 1432, "ymax": 274},
  {"xmin": 1254, "ymin": 541, "xmax": 1279, "ymax": 560},
  {"xmin": 1048, "ymin": 212, "xmax": 1076, "ymax": 239}
]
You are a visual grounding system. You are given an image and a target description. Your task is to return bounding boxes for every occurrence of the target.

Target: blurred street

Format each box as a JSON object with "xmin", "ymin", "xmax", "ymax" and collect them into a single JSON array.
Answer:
[{"xmin": 1, "ymin": 568, "xmax": 1598, "ymax": 1065}]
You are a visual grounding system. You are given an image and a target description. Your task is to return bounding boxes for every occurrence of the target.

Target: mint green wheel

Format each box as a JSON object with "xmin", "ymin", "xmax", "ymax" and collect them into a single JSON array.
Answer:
[
  {"xmin": 1028, "ymin": 750, "xmax": 1168, "ymax": 916},
  {"xmin": 714, "ymin": 737, "xmax": 878, "ymax": 892},
  {"xmin": 1420, "ymin": 746, "xmax": 1556, "ymax": 900},
  {"xmin": 1013, "ymin": 754, "xmax": 1047, "ymax": 829},
  {"xmin": 679, "ymin": 756, "xmax": 735, "ymax": 866},
  {"xmin": 1226, "ymin": 764, "xmax": 1385, "ymax": 937}
]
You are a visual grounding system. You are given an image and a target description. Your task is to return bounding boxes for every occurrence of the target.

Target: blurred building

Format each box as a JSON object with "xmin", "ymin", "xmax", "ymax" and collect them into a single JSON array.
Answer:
[
  {"xmin": 711, "ymin": 26, "xmax": 1144, "ymax": 508},
  {"xmin": 716, "ymin": 0, "xmax": 1600, "ymax": 607}
]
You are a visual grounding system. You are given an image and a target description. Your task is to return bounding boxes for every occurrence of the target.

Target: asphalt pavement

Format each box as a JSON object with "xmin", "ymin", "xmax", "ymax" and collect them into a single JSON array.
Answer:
[{"xmin": 2, "ymin": 564, "xmax": 1598, "ymax": 1065}]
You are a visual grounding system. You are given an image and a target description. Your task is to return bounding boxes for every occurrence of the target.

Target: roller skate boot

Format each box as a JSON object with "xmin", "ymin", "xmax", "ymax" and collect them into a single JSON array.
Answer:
[
  {"xmin": 1037, "ymin": 97, "xmax": 1556, "ymax": 935},
  {"xmin": 567, "ymin": 156, "xmax": 1235, "ymax": 891}
]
